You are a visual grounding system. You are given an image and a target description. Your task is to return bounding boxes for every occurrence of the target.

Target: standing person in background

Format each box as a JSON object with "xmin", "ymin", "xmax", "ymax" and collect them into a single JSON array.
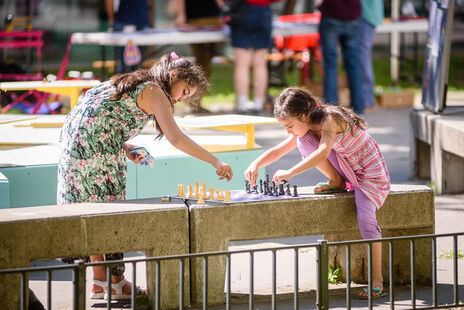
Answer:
[
  {"xmin": 105, "ymin": 0, "xmax": 150, "ymax": 73},
  {"xmin": 359, "ymin": 0, "xmax": 384, "ymax": 112},
  {"xmin": 318, "ymin": 0, "xmax": 364, "ymax": 115},
  {"xmin": 175, "ymin": 0, "xmax": 224, "ymax": 113},
  {"xmin": 230, "ymin": 0, "xmax": 281, "ymax": 114}
]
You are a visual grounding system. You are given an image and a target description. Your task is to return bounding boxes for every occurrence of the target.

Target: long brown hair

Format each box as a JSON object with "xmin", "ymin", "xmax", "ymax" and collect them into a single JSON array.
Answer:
[
  {"xmin": 109, "ymin": 53, "xmax": 209, "ymax": 138},
  {"xmin": 274, "ymin": 87, "xmax": 367, "ymax": 134}
]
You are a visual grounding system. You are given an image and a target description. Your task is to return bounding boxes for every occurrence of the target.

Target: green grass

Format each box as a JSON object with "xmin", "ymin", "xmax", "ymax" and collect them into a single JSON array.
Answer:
[
  {"xmin": 201, "ymin": 54, "xmax": 464, "ymax": 108},
  {"xmin": 4, "ymin": 54, "xmax": 463, "ymax": 114}
]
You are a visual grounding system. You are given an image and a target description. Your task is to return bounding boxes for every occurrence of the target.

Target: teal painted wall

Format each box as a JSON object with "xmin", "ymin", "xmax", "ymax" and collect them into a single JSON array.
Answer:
[
  {"xmin": 0, "ymin": 148, "xmax": 264, "ymax": 208},
  {"xmin": 136, "ymin": 149, "xmax": 265, "ymax": 198},
  {"xmin": 0, "ymin": 172, "xmax": 10, "ymax": 209},
  {"xmin": 0, "ymin": 165, "xmax": 58, "ymax": 208}
]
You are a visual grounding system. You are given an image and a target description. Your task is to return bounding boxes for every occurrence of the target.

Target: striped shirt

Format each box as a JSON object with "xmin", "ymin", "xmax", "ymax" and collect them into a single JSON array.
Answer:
[{"xmin": 331, "ymin": 125, "xmax": 390, "ymax": 209}]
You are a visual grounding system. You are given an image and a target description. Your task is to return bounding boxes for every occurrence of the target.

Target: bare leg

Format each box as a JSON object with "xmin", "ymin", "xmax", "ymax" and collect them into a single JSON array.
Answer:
[
  {"xmin": 233, "ymin": 48, "xmax": 251, "ymax": 98},
  {"xmin": 372, "ymin": 242, "xmax": 384, "ymax": 291},
  {"xmin": 90, "ymin": 254, "xmax": 138, "ymax": 295},
  {"xmin": 358, "ymin": 242, "xmax": 384, "ymax": 297},
  {"xmin": 251, "ymin": 48, "xmax": 268, "ymax": 100},
  {"xmin": 90, "ymin": 255, "xmax": 106, "ymax": 294},
  {"xmin": 314, "ymin": 158, "xmax": 345, "ymax": 192}
]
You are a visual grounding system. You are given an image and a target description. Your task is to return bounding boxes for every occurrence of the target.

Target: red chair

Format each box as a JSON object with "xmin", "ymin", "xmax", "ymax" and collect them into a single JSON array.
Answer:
[
  {"xmin": 1, "ymin": 35, "xmax": 73, "ymax": 114},
  {"xmin": 274, "ymin": 13, "xmax": 322, "ymax": 86},
  {"xmin": 0, "ymin": 30, "xmax": 44, "ymax": 81}
]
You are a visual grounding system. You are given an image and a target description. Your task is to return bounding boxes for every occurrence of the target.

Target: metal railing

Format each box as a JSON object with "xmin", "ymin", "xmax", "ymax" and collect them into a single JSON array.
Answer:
[{"xmin": 1, "ymin": 232, "xmax": 463, "ymax": 310}]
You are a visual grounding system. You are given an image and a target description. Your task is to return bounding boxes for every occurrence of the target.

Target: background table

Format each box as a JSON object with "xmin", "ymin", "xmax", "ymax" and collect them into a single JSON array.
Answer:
[
  {"xmin": 0, "ymin": 80, "xmax": 101, "ymax": 112},
  {"xmin": 71, "ymin": 20, "xmax": 428, "ymax": 83}
]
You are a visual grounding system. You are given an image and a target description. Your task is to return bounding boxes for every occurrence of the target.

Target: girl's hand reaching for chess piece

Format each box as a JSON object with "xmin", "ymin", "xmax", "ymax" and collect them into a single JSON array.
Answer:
[
  {"xmin": 273, "ymin": 169, "xmax": 292, "ymax": 185},
  {"xmin": 244, "ymin": 163, "xmax": 259, "ymax": 187},
  {"xmin": 214, "ymin": 159, "xmax": 233, "ymax": 181}
]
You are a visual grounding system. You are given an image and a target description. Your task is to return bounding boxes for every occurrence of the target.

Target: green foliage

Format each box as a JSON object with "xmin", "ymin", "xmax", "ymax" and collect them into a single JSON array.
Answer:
[
  {"xmin": 438, "ymin": 250, "xmax": 464, "ymax": 259},
  {"xmin": 328, "ymin": 265, "xmax": 341, "ymax": 284},
  {"xmin": 427, "ymin": 181, "xmax": 437, "ymax": 193}
]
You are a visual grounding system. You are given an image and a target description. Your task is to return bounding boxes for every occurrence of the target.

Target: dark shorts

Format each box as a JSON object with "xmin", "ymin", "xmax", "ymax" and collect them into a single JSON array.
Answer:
[{"xmin": 231, "ymin": 4, "xmax": 272, "ymax": 49}]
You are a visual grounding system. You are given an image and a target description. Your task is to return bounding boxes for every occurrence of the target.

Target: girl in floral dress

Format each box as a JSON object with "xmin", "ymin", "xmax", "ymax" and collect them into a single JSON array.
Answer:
[
  {"xmin": 245, "ymin": 87, "xmax": 390, "ymax": 299},
  {"xmin": 57, "ymin": 53, "xmax": 233, "ymax": 300}
]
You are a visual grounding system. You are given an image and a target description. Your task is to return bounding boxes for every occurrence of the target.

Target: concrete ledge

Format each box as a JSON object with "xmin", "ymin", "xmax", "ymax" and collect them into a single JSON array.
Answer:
[
  {"xmin": 189, "ymin": 184, "xmax": 434, "ymax": 305},
  {"xmin": 410, "ymin": 108, "xmax": 464, "ymax": 193},
  {"xmin": 0, "ymin": 199, "xmax": 189, "ymax": 310}
]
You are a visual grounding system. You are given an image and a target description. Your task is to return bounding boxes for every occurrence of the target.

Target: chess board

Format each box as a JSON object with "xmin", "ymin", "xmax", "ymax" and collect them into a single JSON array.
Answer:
[{"xmin": 174, "ymin": 190, "xmax": 311, "ymax": 204}]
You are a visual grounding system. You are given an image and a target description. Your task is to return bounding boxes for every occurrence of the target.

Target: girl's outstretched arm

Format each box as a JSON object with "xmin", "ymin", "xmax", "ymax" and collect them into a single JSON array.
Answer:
[
  {"xmin": 245, "ymin": 135, "xmax": 297, "ymax": 187},
  {"xmin": 138, "ymin": 85, "xmax": 233, "ymax": 181},
  {"xmin": 273, "ymin": 118, "xmax": 338, "ymax": 184}
]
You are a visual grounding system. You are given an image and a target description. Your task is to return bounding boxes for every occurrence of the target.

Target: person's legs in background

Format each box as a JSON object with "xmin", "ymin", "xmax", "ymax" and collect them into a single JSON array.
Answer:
[
  {"xmin": 340, "ymin": 19, "xmax": 364, "ymax": 114},
  {"xmin": 319, "ymin": 17, "xmax": 340, "ymax": 106},
  {"xmin": 251, "ymin": 48, "xmax": 268, "ymax": 113},
  {"xmin": 234, "ymin": 47, "xmax": 251, "ymax": 113},
  {"xmin": 358, "ymin": 18, "xmax": 377, "ymax": 109}
]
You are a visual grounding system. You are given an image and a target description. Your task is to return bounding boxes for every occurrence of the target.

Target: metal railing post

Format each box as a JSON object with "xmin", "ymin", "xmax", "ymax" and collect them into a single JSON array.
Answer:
[
  {"xmin": 317, "ymin": 239, "xmax": 329, "ymax": 310},
  {"xmin": 74, "ymin": 261, "xmax": 86, "ymax": 310},
  {"xmin": 346, "ymin": 245, "xmax": 351, "ymax": 309}
]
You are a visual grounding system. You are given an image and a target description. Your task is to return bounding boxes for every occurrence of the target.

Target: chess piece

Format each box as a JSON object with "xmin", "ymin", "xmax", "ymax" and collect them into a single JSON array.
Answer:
[
  {"xmin": 216, "ymin": 190, "xmax": 223, "ymax": 201},
  {"xmin": 197, "ymin": 188, "xmax": 205, "ymax": 204},
  {"xmin": 224, "ymin": 190, "xmax": 231, "ymax": 202},
  {"xmin": 293, "ymin": 185, "xmax": 298, "ymax": 197},
  {"xmin": 253, "ymin": 185, "xmax": 258, "ymax": 194},
  {"xmin": 187, "ymin": 184, "xmax": 194, "ymax": 198},
  {"xmin": 263, "ymin": 181, "xmax": 268, "ymax": 195},
  {"xmin": 195, "ymin": 179, "xmax": 200, "ymax": 198},
  {"xmin": 286, "ymin": 183, "xmax": 291, "ymax": 195},
  {"xmin": 259, "ymin": 179, "xmax": 263, "ymax": 193},
  {"xmin": 178, "ymin": 184, "xmax": 185, "ymax": 197},
  {"xmin": 245, "ymin": 180, "xmax": 251, "ymax": 194},
  {"xmin": 202, "ymin": 182, "xmax": 208, "ymax": 199},
  {"xmin": 279, "ymin": 183, "xmax": 285, "ymax": 195},
  {"xmin": 208, "ymin": 186, "xmax": 215, "ymax": 200}
]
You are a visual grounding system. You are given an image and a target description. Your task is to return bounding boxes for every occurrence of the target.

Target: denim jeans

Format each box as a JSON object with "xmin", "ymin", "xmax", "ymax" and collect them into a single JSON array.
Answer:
[
  {"xmin": 319, "ymin": 17, "xmax": 364, "ymax": 114},
  {"xmin": 358, "ymin": 18, "xmax": 376, "ymax": 108}
]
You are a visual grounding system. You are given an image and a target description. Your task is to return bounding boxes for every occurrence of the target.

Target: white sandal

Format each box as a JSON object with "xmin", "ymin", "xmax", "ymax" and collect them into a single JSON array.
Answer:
[{"xmin": 90, "ymin": 279, "xmax": 107, "ymax": 299}]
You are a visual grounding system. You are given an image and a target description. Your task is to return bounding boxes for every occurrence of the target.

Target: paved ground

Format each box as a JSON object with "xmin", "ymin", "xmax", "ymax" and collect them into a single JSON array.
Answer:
[{"xmin": 28, "ymin": 106, "xmax": 464, "ymax": 309}]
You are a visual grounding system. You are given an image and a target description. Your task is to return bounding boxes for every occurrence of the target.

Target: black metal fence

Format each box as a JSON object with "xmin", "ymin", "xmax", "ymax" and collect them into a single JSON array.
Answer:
[{"xmin": 1, "ymin": 232, "xmax": 463, "ymax": 310}]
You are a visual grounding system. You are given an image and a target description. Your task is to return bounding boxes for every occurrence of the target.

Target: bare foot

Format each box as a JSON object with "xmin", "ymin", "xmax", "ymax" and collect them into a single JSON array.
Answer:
[
  {"xmin": 314, "ymin": 178, "xmax": 345, "ymax": 193},
  {"xmin": 357, "ymin": 284, "xmax": 384, "ymax": 298},
  {"xmin": 110, "ymin": 277, "xmax": 145, "ymax": 295}
]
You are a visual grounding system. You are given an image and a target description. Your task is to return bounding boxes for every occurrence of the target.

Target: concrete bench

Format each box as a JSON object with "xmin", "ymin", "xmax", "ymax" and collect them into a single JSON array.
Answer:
[
  {"xmin": 0, "ymin": 199, "xmax": 189, "ymax": 310},
  {"xmin": 410, "ymin": 108, "xmax": 464, "ymax": 194},
  {"xmin": 188, "ymin": 184, "xmax": 434, "ymax": 305}
]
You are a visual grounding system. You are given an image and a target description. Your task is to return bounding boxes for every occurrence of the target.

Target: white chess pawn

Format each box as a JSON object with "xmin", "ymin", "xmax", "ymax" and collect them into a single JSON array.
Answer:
[
  {"xmin": 197, "ymin": 188, "xmax": 205, "ymax": 204},
  {"xmin": 208, "ymin": 186, "xmax": 215, "ymax": 200}
]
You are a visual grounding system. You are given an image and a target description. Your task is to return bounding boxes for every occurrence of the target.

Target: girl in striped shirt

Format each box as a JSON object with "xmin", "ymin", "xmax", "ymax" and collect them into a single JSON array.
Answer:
[{"xmin": 245, "ymin": 87, "xmax": 390, "ymax": 299}]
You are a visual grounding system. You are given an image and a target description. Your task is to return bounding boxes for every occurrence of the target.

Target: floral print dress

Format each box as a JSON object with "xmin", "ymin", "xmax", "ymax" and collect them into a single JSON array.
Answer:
[{"xmin": 57, "ymin": 81, "xmax": 152, "ymax": 205}]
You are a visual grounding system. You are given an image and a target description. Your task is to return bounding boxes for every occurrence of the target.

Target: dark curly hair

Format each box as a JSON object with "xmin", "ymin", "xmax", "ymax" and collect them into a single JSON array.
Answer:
[
  {"xmin": 274, "ymin": 87, "xmax": 367, "ymax": 136},
  {"xmin": 109, "ymin": 53, "xmax": 209, "ymax": 138}
]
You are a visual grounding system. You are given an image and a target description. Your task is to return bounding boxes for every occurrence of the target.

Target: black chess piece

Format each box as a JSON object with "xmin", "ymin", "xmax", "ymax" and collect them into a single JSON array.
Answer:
[
  {"xmin": 286, "ymin": 183, "xmax": 291, "ymax": 195},
  {"xmin": 253, "ymin": 185, "xmax": 258, "ymax": 194},
  {"xmin": 273, "ymin": 182, "xmax": 277, "ymax": 195},
  {"xmin": 292, "ymin": 185, "xmax": 298, "ymax": 197},
  {"xmin": 259, "ymin": 179, "xmax": 263, "ymax": 193},
  {"xmin": 266, "ymin": 174, "xmax": 270, "ymax": 185},
  {"xmin": 245, "ymin": 180, "xmax": 251, "ymax": 194},
  {"xmin": 279, "ymin": 183, "xmax": 285, "ymax": 195}
]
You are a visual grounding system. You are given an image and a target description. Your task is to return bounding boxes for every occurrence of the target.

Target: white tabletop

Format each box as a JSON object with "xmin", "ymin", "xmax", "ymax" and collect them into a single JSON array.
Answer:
[
  {"xmin": 0, "ymin": 80, "xmax": 101, "ymax": 90},
  {"xmin": 71, "ymin": 20, "xmax": 428, "ymax": 47}
]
